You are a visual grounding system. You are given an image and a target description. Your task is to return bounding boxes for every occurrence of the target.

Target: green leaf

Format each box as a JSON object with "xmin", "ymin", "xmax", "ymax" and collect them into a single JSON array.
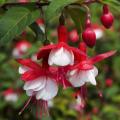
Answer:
[
  {"xmin": 45, "ymin": 0, "xmax": 78, "ymax": 22},
  {"xmin": 0, "ymin": 7, "xmax": 40, "ymax": 45},
  {"xmin": 66, "ymin": 7, "xmax": 86, "ymax": 34},
  {"xmin": 102, "ymin": 0, "xmax": 120, "ymax": 13}
]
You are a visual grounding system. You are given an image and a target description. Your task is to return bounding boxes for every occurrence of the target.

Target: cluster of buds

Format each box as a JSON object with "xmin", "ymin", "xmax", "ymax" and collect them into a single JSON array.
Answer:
[{"xmin": 82, "ymin": 4, "xmax": 114, "ymax": 48}]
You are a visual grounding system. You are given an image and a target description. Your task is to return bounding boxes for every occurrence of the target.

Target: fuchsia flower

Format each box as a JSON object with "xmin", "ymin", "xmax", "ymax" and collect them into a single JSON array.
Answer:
[
  {"xmin": 106, "ymin": 78, "xmax": 113, "ymax": 87},
  {"xmin": 69, "ymin": 29, "xmax": 79, "ymax": 42},
  {"xmin": 36, "ymin": 18, "xmax": 45, "ymax": 33},
  {"xmin": 37, "ymin": 25, "xmax": 85, "ymax": 66},
  {"xmin": 17, "ymin": 58, "xmax": 58, "ymax": 101},
  {"xmin": 12, "ymin": 40, "xmax": 31, "ymax": 58},
  {"xmin": 18, "ymin": 0, "xmax": 28, "ymax": 3},
  {"xmin": 67, "ymin": 42, "xmax": 116, "ymax": 87},
  {"xmin": 3, "ymin": 88, "xmax": 18, "ymax": 102}
]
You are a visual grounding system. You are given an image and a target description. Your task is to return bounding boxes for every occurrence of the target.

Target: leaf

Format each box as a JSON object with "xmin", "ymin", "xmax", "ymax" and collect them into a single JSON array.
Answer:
[
  {"xmin": 66, "ymin": 7, "xmax": 86, "ymax": 34},
  {"xmin": 45, "ymin": 0, "xmax": 79, "ymax": 22},
  {"xmin": 0, "ymin": 7, "xmax": 40, "ymax": 45},
  {"xmin": 102, "ymin": 0, "xmax": 120, "ymax": 13}
]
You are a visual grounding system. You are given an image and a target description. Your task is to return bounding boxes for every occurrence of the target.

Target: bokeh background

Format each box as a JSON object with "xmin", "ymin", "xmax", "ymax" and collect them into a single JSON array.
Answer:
[{"xmin": 0, "ymin": 0, "xmax": 120, "ymax": 120}]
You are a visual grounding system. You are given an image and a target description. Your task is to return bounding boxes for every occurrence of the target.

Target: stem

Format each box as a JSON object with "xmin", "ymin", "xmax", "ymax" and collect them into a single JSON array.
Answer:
[{"xmin": 1, "ymin": 2, "xmax": 50, "ymax": 9}]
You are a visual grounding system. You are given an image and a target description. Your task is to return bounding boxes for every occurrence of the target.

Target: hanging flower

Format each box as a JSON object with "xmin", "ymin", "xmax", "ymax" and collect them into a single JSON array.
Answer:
[
  {"xmin": 17, "ymin": 59, "xmax": 58, "ymax": 101},
  {"xmin": 67, "ymin": 42, "xmax": 116, "ymax": 87},
  {"xmin": 12, "ymin": 40, "xmax": 31, "ymax": 58},
  {"xmin": 106, "ymin": 78, "xmax": 113, "ymax": 87},
  {"xmin": 36, "ymin": 18, "xmax": 45, "ymax": 33},
  {"xmin": 69, "ymin": 29, "xmax": 79, "ymax": 42},
  {"xmin": 37, "ymin": 25, "xmax": 86, "ymax": 66},
  {"xmin": 3, "ymin": 88, "xmax": 18, "ymax": 102}
]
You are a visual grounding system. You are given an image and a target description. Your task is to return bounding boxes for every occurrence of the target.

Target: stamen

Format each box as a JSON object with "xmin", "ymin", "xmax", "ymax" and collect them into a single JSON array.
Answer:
[{"xmin": 19, "ymin": 95, "xmax": 33, "ymax": 115}]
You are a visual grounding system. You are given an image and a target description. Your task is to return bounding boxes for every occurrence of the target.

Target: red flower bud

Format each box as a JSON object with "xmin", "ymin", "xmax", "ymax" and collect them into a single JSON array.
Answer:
[
  {"xmin": 92, "ymin": 107, "xmax": 99, "ymax": 114},
  {"xmin": 101, "ymin": 5, "xmax": 114, "ymax": 29},
  {"xmin": 106, "ymin": 78, "xmax": 113, "ymax": 87},
  {"xmin": 82, "ymin": 19, "xmax": 96, "ymax": 48}
]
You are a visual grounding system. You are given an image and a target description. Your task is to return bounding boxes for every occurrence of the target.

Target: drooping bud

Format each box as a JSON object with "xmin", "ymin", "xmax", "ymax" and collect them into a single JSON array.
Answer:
[
  {"xmin": 82, "ymin": 18, "xmax": 96, "ymax": 48},
  {"xmin": 101, "ymin": 4, "xmax": 114, "ymax": 29},
  {"xmin": 106, "ymin": 78, "xmax": 113, "ymax": 87}
]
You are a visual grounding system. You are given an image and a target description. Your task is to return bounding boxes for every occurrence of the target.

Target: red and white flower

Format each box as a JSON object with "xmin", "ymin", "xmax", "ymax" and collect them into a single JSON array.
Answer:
[
  {"xmin": 37, "ymin": 25, "xmax": 86, "ymax": 66},
  {"xmin": 36, "ymin": 18, "xmax": 45, "ymax": 33},
  {"xmin": 17, "ymin": 59, "xmax": 58, "ymax": 101},
  {"xmin": 12, "ymin": 40, "xmax": 31, "ymax": 58},
  {"xmin": 68, "ymin": 42, "xmax": 116, "ymax": 87},
  {"xmin": 69, "ymin": 29, "xmax": 79, "ymax": 42},
  {"xmin": 3, "ymin": 88, "xmax": 18, "ymax": 102}
]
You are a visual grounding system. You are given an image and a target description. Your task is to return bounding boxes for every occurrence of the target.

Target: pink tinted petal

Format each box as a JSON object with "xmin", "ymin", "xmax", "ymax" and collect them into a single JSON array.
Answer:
[
  {"xmin": 48, "ymin": 47, "xmax": 74, "ymax": 66},
  {"xmin": 68, "ymin": 69, "xmax": 86, "ymax": 87},
  {"xmin": 85, "ymin": 69, "xmax": 97, "ymax": 85},
  {"xmin": 26, "ymin": 90, "xmax": 33, "ymax": 96},
  {"xmin": 16, "ymin": 59, "xmax": 41, "ymax": 70},
  {"xmin": 36, "ymin": 78, "xmax": 58, "ymax": 100},
  {"xmin": 89, "ymin": 50, "xmax": 116, "ymax": 64},
  {"xmin": 93, "ymin": 66, "xmax": 98, "ymax": 77},
  {"xmin": 23, "ymin": 77, "xmax": 46, "ymax": 90}
]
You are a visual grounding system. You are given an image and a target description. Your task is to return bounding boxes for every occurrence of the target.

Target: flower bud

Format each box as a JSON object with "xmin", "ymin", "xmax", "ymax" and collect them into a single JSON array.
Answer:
[
  {"xmin": 101, "ymin": 5, "xmax": 114, "ymax": 29},
  {"xmin": 82, "ymin": 19, "xmax": 96, "ymax": 48}
]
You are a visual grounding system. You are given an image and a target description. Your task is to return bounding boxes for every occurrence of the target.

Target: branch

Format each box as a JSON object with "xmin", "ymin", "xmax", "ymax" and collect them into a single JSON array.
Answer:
[{"xmin": 0, "ymin": 2, "xmax": 50, "ymax": 9}]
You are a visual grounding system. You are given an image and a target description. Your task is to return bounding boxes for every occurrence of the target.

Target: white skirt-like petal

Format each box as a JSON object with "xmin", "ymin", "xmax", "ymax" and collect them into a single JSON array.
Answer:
[
  {"xmin": 23, "ymin": 77, "xmax": 46, "ymax": 91},
  {"xmin": 36, "ymin": 78, "xmax": 58, "ymax": 100},
  {"xmin": 68, "ymin": 66, "xmax": 98, "ymax": 87},
  {"xmin": 48, "ymin": 47, "xmax": 74, "ymax": 66}
]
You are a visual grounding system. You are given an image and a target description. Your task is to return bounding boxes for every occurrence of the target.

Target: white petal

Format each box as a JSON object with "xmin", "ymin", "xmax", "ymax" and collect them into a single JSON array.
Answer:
[
  {"xmin": 5, "ymin": 94, "xmax": 18, "ymax": 102},
  {"xmin": 94, "ymin": 29, "xmax": 103, "ymax": 39},
  {"xmin": 23, "ymin": 77, "xmax": 46, "ymax": 91},
  {"xmin": 36, "ymin": 78, "xmax": 58, "ymax": 100},
  {"xmin": 68, "ymin": 69, "xmax": 86, "ymax": 87},
  {"xmin": 93, "ymin": 66, "xmax": 98, "ymax": 77},
  {"xmin": 12, "ymin": 49, "xmax": 21, "ymax": 58},
  {"xmin": 48, "ymin": 47, "xmax": 74, "ymax": 66},
  {"xmin": 26, "ymin": 90, "xmax": 33, "ymax": 96},
  {"xmin": 69, "ymin": 69, "xmax": 77, "ymax": 76},
  {"xmin": 18, "ymin": 66, "xmax": 29, "ymax": 74},
  {"xmin": 85, "ymin": 69, "xmax": 97, "ymax": 85},
  {"xmin": 76, "ymin": 95, "xmax": 82, "ymax": 104},
  {"xmin": 39, "ymin": 25, "xmax": 45, "ymax": 33},
  {"xmin": 20, "ymin": 44, "xmax": 28, "ymax": 52}
]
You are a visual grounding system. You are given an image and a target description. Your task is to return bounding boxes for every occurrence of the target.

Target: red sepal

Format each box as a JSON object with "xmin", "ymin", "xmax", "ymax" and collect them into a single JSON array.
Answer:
[
  {"xmin": 21, "ymin": 70, "xmax": 43, "ymax": 81},
  {"xmin": 89, "ymin": 50, "xmax": 116, "ymax": 64},
  {"xmin": 16, "ymin": 59, "xmax": 41, "ymax": 70}
]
